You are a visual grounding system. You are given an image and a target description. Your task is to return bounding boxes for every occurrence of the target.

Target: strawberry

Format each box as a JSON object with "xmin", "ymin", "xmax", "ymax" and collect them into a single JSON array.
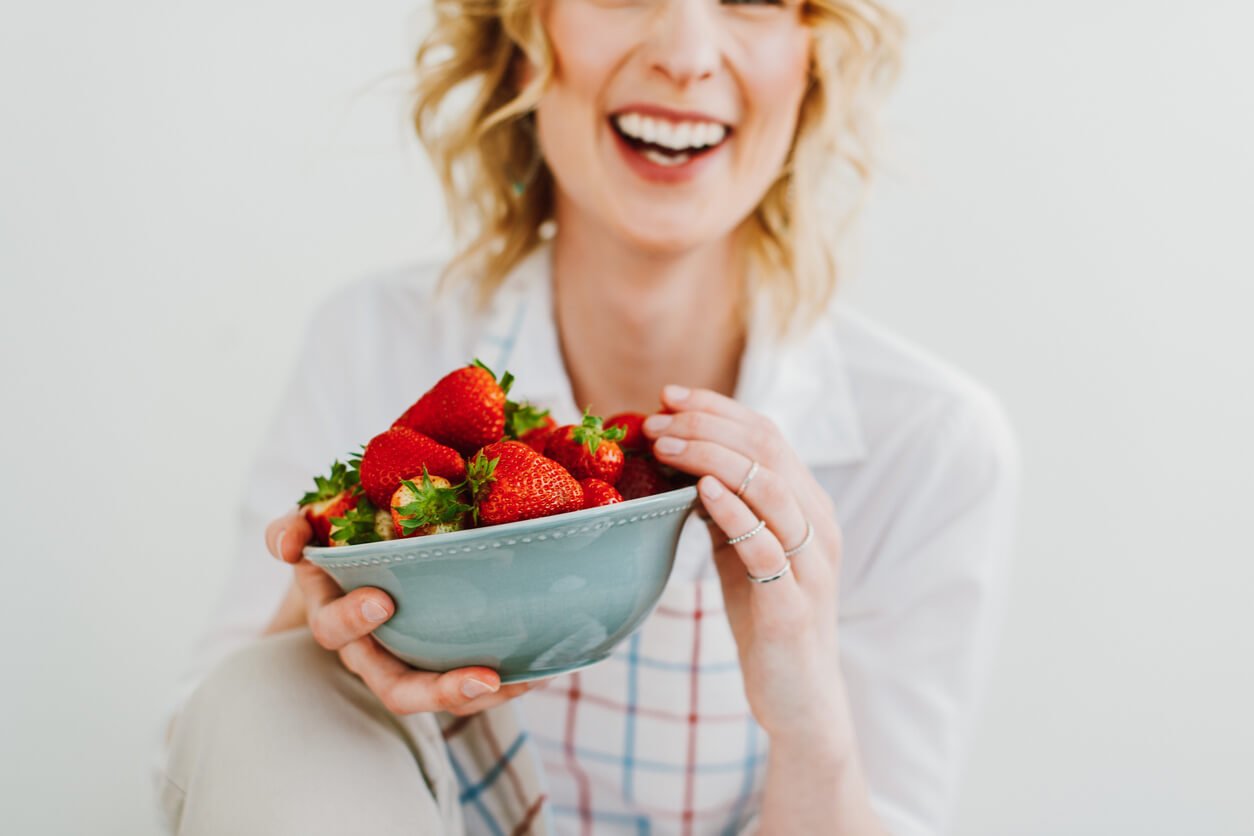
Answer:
[
  {"xmin": 466, "ymin": 440, "xmax": 583, "ymax": 526},
  {"xmin": 519, "ymin": 418, "xmax": 557, "ymax": 455},
  {"xmin": 358, "ymin": 426, "xmax": 467, "ymax": 508},
  {"xmin": 505, "ymin": 400, "xmax": 557, "ymax": 454},
  {"xmin": 616, "ymin": 455, "xmax": 674, "ymax": 500},
  {"xmin": 373, "ymin": 507, "xmax": 398, "ymax": 541},
  {"xmin": 297, "ymin": 459, "xmax": 362, "ymax": 546},
  {"xmin": 327, "ymin": 498, "xmax": 385, "ymax": 546},
  {"xmin": 605, "ymin": 412, "xmax": 648, "ymax": 454},
  {"xmin": 391, "ymin": 468, "xmax": 473, "ymax": 538},
  {"xmin": 545, "ymin": 411, "xmax": 627, "ymax": 485},
  {"xmin": 579, "ymin": 478, "xmax": 623, "ymax": 509},
  {"xmin": 394, "ymin": 359, "xmax": 514, "ymax": 456}
]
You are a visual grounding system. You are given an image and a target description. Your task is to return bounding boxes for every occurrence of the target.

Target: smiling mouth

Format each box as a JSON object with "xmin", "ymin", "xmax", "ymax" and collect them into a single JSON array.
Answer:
[{"xmin": 607, "ymin": 115, "xmax": 732, "ymax": 166}]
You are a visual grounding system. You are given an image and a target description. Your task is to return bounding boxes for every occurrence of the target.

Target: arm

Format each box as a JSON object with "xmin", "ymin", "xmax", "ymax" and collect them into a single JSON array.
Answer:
[
  {"xmin": 647, "ymin": 387, "xmax": 1021, "ymax": 835},
  {"xmin": 833, "ymin": 399, "xmax": 1021, "ymax": 834}
]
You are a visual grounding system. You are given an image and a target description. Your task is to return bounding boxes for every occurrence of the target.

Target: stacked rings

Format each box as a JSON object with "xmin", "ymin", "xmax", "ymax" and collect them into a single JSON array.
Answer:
[
  {"xmin": 735, "ymin": 460, "xmax": 760, "ymax": 497},
  {"xmin": 725, "ymin": 518, "xmax": 766, "ymax": 545},
  {"xmin": 746, "ymin": 559, "xmax": 792, "ymax": 584},
  {"xmin": 783, "ymin": 520, "xmax": 814, "ymax": 558}
]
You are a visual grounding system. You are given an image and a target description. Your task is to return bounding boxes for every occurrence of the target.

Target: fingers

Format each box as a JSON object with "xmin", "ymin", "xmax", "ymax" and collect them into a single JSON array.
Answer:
[
  {"xmin": 649, "ymin": 388, "xmax": 837, "ymax": 574},
  {"xmin": 651, "ymin": 437, "xmax": 809, "ymax": 556},
  {"xmin": 697, "ymin": 475, "xmax": 799, "ymax": 587},
  {"xmin": 642, "ymin": 410, "xmax": 759, "ymax": 464},
  {"xmin": 313, "ymin": 587, "xmax": 396, "ymax": 651},
  {"xmin": 266, "ymin": 511, "xmax": 312, "ymax": 564},
  {"xmin": 293, "ymin": 558, "xmax": 343, "ymax": 613},
  {"xmin": 654, "ymin": 385, "xmax": 820, "ymax": 502},
  {"xmin": 339, "ymin": 636, "xmax": 521, "ymax": 716},
  {"xmin": 291, "ymin": 561, "xmax": 396, "ymax": 651},
  {"xmin": 659, "ymin": 384, "xmax": 762, "ymax": 430}
]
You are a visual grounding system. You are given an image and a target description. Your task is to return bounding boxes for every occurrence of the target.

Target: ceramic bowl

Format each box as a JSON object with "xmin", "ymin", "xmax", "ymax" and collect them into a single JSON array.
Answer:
[{"xmin": 303, "ymin": 485, "xmax": 699, "ymax": 683}]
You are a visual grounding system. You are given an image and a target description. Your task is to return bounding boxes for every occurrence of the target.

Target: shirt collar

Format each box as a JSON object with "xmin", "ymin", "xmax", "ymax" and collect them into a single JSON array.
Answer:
[{"xmin": 471, "ymin": 238, "xmax": 867, "ymax": 469}]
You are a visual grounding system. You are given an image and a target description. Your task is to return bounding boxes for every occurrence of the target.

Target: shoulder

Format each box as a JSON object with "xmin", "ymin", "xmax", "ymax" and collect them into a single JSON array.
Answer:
[{"xmin": 827, "ymin": 302, "xmax": 1022, "ymax": 498}]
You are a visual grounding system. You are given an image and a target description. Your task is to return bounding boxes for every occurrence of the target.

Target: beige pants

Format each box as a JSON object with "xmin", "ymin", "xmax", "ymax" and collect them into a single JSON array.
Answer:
[{"xmin": 159, "ymin": 628, "xmax": 465, "ymax": 835}]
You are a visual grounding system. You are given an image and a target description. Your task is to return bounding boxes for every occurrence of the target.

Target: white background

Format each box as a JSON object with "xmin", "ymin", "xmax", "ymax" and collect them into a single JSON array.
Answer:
[{"xmin": 2, "ymin": 1, "xmax": 1252, "ymax": 834}]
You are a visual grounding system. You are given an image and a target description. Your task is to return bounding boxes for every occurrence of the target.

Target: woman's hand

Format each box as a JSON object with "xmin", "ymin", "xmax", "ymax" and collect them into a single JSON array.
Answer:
[
  {"xmin": 642, "ymin": 384, "xmax": 851, "ymax": 748},
  {"xmin": 262, "ymin": 512, "xmax": 542, "ymax": 716}
]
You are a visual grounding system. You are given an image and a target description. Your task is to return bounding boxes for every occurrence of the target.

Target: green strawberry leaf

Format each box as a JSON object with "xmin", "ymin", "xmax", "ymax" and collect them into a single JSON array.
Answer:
[
  {"xmin": 297, "ymin": 459, "xmax": 358, "ymax": 506},
  {"xmin": 471, "ymin": 357, "xmax": 515, "ymax": 397},
  {"xmin": 504, "ymin": 400, "xmax": 552, "ymax": 438},
  {"xmin": 464, "ymin": 451, "xmax": 503, "ymax": 527},
  {"xmin": 569, "ymin": 409, "xmax": 623, "ymax": 455},
  {"xmin": 329, "ymin": 496, "xmax": 382, "ymax": 545},
  {"xmin": 395, "ymin": 468, "xmax": 473, "ymax": 535}
]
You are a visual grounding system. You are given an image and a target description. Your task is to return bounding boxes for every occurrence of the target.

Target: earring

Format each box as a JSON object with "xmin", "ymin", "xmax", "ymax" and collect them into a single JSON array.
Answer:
[{"xmin": 511, "ymin": 112, "xmax": 543, "ymax": 196}]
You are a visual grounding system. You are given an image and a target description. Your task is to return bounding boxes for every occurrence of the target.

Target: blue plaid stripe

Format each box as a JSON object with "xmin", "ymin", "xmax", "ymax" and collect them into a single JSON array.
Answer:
[
  {"xmin": 491, "ymin": 296, "xmax": 529, "ymax": 372},
  {"xmin": 446, "ymin": 745, "xmax": 505, "ymax": 836},
  {"xmin": 551, "ymin": 805, "xmax": 652, "ymax": 833},
  {"xmin": 622, "ymin": 631, "xmax": 642, "ymax": 803},
  {"xmin": 448, "ymin": 730, "xmax": 530, "ymax": 836},
  {"xmin": 531, "ymin": 733, "xmax": 767, "ymax": 774},
  {"xmin": 461, "ymin": 732, "xmax": 529, "ymax": 803}
]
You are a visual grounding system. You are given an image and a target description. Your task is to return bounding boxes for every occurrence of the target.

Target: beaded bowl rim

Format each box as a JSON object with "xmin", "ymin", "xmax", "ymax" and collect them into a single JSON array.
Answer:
[{"xmin": 303, "ymin": 484, "xmax": 699, "ymax": 568}]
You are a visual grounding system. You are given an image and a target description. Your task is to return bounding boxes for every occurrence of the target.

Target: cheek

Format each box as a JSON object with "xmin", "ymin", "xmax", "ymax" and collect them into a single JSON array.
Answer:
[
  {"xmin": 541, "ymin": 3, "xmax": 628, "ymax": 114},
  {"xmin": 746, "ymin": 30, "xmax": 812, "ymax": 146},
  {"xmin": 535, "ymin": 5, "xmax": 628, "ymax": 172}
]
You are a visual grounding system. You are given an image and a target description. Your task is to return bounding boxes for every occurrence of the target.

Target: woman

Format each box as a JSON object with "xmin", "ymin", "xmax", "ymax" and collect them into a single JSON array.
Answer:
[{"xmin": 159, "ymin": 0, "xmax": 1021, "ymax": 833}]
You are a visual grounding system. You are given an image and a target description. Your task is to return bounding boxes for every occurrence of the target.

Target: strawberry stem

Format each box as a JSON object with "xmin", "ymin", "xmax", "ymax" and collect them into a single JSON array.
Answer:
[
  {"xmin": 505, "ymin": 400, "xmax": 551, "ymax": 438},
  {"xmin": 297, "ymin": 458, "xmax": 360, "ymax": 506},
  {"xmin": 471, "ymin": 357, "xmax": 515, "ymax": 397},
  {"xmin": 464, "ymin": 451, "xmax": 502, "ymax": 527},
  {"xmin": 395, "ymin": 467, "xmax": 473, "ymax": 536},
  {"xmin": 570, "ymin": 410, "xmax": 625, "ymax": 455},
  {"xmin": 329, "ymin": 496, "xmax": 381, "ymax": 545}
]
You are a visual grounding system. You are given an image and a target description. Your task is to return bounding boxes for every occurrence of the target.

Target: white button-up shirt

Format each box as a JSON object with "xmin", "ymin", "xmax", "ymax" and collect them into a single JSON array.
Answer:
[{"xmin": 166, "ymin": 238, "xmax": 1021, "ymax": 835}]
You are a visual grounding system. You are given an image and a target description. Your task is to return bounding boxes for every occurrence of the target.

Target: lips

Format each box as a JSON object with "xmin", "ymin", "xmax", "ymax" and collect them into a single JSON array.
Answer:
[
  {"xmin": 607, "ymin": 116, "xmax": 729, "ymax": 160},
  {"xmin": 607, "ymin": 115, "xmax": 731, "ymax": 185}
]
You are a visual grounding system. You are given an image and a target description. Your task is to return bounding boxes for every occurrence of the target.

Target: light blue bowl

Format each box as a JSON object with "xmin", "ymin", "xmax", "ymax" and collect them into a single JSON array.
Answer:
[{"xmin": 303, "ymin": 485, "xmax": 699, "ymax": 683}]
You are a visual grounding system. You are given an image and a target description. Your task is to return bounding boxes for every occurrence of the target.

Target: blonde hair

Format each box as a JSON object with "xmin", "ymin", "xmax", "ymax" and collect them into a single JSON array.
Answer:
[{"xmin": 411, "ymin": 0, "xmax": 902, "ymax": 338}]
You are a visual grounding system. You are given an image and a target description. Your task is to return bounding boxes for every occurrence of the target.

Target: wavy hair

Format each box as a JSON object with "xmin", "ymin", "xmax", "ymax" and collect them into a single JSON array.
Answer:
[{"xmin": 411, "ymin": 0, "xmax": 902, "ymax": 337}]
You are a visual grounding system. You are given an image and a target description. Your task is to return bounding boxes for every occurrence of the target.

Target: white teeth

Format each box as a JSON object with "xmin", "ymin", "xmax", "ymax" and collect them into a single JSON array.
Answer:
[
  {"xmin": 613, "ymin": 112, "xmax": 728, "ymax": 151},
  {"xmin": 689, "ymin": 122, "xmax": 708, "ymax": 148},
  {"xmin": 620, "ymin": 112, "xmax": 639, "ymax": 138},
  {"xmin": 641, "ymin": 117, "xmax": 659, "ymax": 144}
]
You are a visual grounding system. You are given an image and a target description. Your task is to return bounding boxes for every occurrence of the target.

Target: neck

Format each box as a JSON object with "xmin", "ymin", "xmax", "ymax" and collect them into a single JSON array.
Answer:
[{"xmin": 549, "ymin": 201, "xmax": 749, "ymax": 418}]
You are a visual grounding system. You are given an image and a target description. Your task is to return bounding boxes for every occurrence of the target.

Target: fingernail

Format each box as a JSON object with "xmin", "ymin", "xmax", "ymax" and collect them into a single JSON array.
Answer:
[
  {"xmin": 275, "ymin": 530, "xmax": 288, "ymax": 561},
  {"xmin": 700, "ymin": 477, "xmax": 724, "ymax": 499},
  {"xmin": 461, "ymin": 678, "xmax": 496, "ymax": 699},
  {"xmin": 643, "ymin": 414, "xmax": 672, "ymax": 435},
  {"xmin": 664, "ymin": 384, "xmax": 690, "ymax": 402},
  {"xmin": 362, "ymin": 600, "xmax": 389, "ymax": 622},
  {"xmin": 655, "ymin": 436, "xmax": 686, "ymax": 455}
]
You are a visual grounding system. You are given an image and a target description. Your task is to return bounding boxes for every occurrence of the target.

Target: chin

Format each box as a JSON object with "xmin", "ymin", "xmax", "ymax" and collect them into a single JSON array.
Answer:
[{"xmin": 607, "ymin": 204, "xmax": 728, "ymax": 256}]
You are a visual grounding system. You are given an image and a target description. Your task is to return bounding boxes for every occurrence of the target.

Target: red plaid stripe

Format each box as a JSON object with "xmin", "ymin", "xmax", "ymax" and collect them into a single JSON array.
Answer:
[
  {"xmin": 681, "ymin": 583, "xmax": 703, "ymax": 835},
  {"xmin": 530, "ymin": 686, "xmax": 748, "ymax": 724},
  {"xmin": 565, "ymin": 671, "xmax": 595, "ymax": 836}
]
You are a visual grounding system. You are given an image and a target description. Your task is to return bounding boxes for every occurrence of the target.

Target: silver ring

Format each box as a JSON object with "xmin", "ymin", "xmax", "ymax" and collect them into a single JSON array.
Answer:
[
  {"xmin": 725, "ymin": 518, "xmax": 766, "ymax": 546},
  {"xmin": 783, "ymin": 520, "xmax": 814, "ymax": 558},
  {"xmin": 735, "ymin": 460, "xmax": 760, "ymax": 498},
  {"xmin": 747, "ymin": 558, "xmax": 792, "ymax": 584}
]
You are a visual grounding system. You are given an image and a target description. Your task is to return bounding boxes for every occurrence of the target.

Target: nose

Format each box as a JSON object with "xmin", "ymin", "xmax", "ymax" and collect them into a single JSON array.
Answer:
[{"xmin": 643, "ymin": 0, "xmax": 721, "ymax": 88}]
